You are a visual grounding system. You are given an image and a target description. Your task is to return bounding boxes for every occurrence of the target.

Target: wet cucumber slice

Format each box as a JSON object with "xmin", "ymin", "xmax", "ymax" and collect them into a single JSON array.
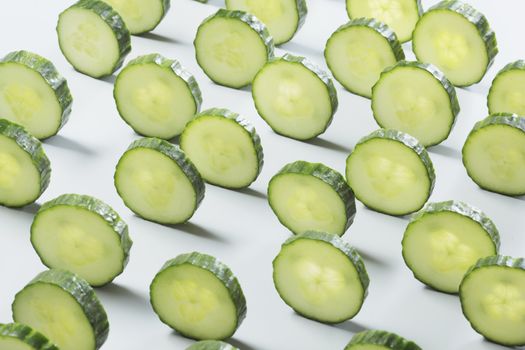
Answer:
[
  {"xmin": 345, "ymin": 330, "xmax": 422, "ymax": 350},
  {"xmin": 0, "ymin": 323, "xmax": 58, "ymax": 350},
  {"xmin": 103, "ymin": 0, "xmax": 170, "ymax": 35},
  {"xmin": 186, "ymin": 340, "xmax": 239, "ymax": 350},
  {"xmin": 488, "ymin": 60, "xmax": 525, "ymax": 116}
]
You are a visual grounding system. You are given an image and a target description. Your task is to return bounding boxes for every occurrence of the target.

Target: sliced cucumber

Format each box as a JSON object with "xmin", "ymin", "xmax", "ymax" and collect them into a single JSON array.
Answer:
[
  {"xmin": 272, "ymin": 231, "xmax": 369, "ymax": 323},
  {"xmin": 180, "ymin": 108, "xmax": 263, "ymax": 189},
  {"xmin": 103, "ymin": 0, "xmax": 170, "ymax": 35},
  {"xmin": 459, "ymin": 255, "xmax": 525, "ymax": 346},
  {"xmin": 0, "ymin": 119, "xmax": 50, "ymax": 208},
  {"xmin": 412, "ymin": 0, "xmax": 497, "ymax": 87},
  {"xmin": 225, "ymin": 0, "xmax": 307, "ymax": 45},
  {"xmin": 150, "ymin": 252, "xmax": 247, "ymax": 340},
  {"xmin": 402, "ymin": 200, "xmax": 500, "ymax": 293},
  {"xmin": 0, "ymin": 50, "xmax": 72, "ymax": 139},
  {"xmin": 0, "ymin": 323, "xmax": 58, "ymax": 350},
  {"xmin": 12, "ymin": 269, "xmax": 109, "ymax": 350},
  {"xmin": 268, "ymin": 161, "xmax": 356, "ymax": 236},
  {"xmin": 30, "ymin": 194, "xmax": 132, "ymax": 287},
  {"xmin": 462, "ymin": 113, "xmax": 525, "ymax": 196},
  {"xmin": 114, "ymin": 54, "xmax": 202, "ymax": 139},
  {"xmin": 186, "ymin": 340, "xmax": 238, "ymax": 350},
  {"xmin": 372, "ymin": 60, "xmax": 459, "ymax": 147},
  {"xmin": 114, "ymin": 137, "xmax": 205, "ymax": 224},
  {"xmin": 194, "ymin": 9, "xmax": 274, "ymax": 88},
  {"xmin": 345, "ymin": 129, "xmax": 435, "ymax": 216},
  {"xmin": 346, "ymin": 0, "xmax": 422, "ymax": 43},
  {"xmin": 252, "ymin": 53, "xmax": 338, "ymax": 140},
  {"xmin": 325, "ymin": 18, "xmax": 404, "ymax": 98},
  {"xmin": 488, "ymin": 60, "xmax": 525, "ymax": 116},
  {"xmin": 345, "ymin": 330, "xmax": 422, "ymax": 350},
  {"xmin": 57, "ymin": 0, "xmax": 131, "ymax": 78}
]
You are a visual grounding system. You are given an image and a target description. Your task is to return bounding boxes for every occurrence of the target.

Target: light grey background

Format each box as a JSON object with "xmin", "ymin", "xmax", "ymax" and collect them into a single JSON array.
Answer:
[{"xmin": 1, "ymin": 0, "xmax": 524, "ymax": 349}]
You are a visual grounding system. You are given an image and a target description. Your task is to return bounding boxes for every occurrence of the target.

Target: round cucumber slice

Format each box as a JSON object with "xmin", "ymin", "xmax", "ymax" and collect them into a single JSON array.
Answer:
[
  {"xmin": 194, "ymin": 9, "xmax": 274, "ymax": 88},
  {"xmin": 31, "ymin": 194, "xmax": 133, "ymax": 287},
  {"xmin": 252, "ymin": 53, "xmax": 338, "ymax": 140},
  {"xmin": 186, "ymin": 340, "xmax": 239, "ymax": 350},
  {"xmin": 268, "ymin": 160, "xmax": 356, "ymax": 236},
  {"xmin": 12, "ymin": 269, "xmax": 109, "ymax": 350},
  {"xmin": 150, "ymin": 252, "xmax": 247, "ymax": 340},
  {"xmin": 103, "ymin": 0, "xmax": 170, "ymax": 35},
  {"xmin": 114, "ymin": 54, "xmax": 202, "ymax": 139},
  {"xmin": 0, "ymin": 323, "xmax": 58, "ymax": 350},
  {"xmin": 402, "ymin": 200, "xmax": 500, "ymax": 293},
  {"xmin": 345, "ymin": 129, "xmax": 435, "ymax": 216},
  {"xmin": 372, "ymin": 60, "xmax": 459, "ymax": 147},
  {"xmin": 273, "ymin": 231, "xmax": 369, "ymax": 323},
  {"xmin": 114, "ymin": 137, "xmax": 205, "ymax": 225},
  {"xmin": 412, "ymin": 0, "xmax": 497, "ymax": 87},
  {"xmin": 325, "ymin": 18, "xmax": 404, "ymax": 98},
  {"xmin": 459, "ymin": 255, "xmax": 525, "ymax": 346},
  {"xmin": 462, "ymin": 113, "xmax": 525, "ymax": 196},
  {"xmin": 180, "ymin": 108, "xmax": 263, "ymax": 189},
  {"xmin": 488, "ymin": 60, "xmax": 525, "ymax": 116},
  {"xmin": 345, "ymin": 330, "xmax": 422, "ymax": 350}
]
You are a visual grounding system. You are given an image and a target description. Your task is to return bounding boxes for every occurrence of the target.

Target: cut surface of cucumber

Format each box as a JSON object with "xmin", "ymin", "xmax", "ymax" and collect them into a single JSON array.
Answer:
[
  {"xmin": 459, "ymin": 255, "xmax": 525, "ymax": 346},
  {"xmin": 462, "ymin": 113, "xmax": 525, "ymax": 196},
  {"xmin": 345, "ymin": 0, "xmax": 422, "ymax": 43},
  {"xmin": 186, "ymin": 340, "xmax": 238, "ymax": 350},
  {"xmin": 0, "ymin": 119, "xmax": 50, "ymax": 208},
  {"xmin": 346, "ymin": 129, "xmax": 435, "ymax": 216},
  {"xmin": 372, "ymin": 60, "xmax": 459, "ymax": 146},
  {"xmin": 57, "ymin": 0, "xmax": 131, "ymax": 78},
  {"xmin": 325, "ymin": 18, "xmax": 404, "ymax": 98},
  {"xmin": 345, "ymin": 330, "xmax": 422, "ymax": 350},
  {"xmin": 268, "ymin": 161, "xmax": 356, "ymax": 236},
  {"xmin": 0, "ymin": 50, "xmax": 72, "ymax": 139},
  {"xmin": 150, "ymin": 252, "xmax": 247, "ymax": 340},
  {"xmin": 402, "ymin": 201, "xmax": 499, "ymax": 293},
  {"xmin": 31, "ymin": 194, "xmax": 132, "ymax": 287},
  {"xmin": 273, "ymin": 231, "xmax": 369, "ymax": 323},
  {"xmin": 194, "ymin": 9, "xmax": 274, "ymax": 88},
  {"xmin": 114, "ymin": 54, "xmax": 202, "ymax": 139},
  {"xmin": 114, "ymin": 138, "xmax": 205, "ymax": 224},
  {"xmin": 412, "ymin": 0, "xmax": 497, "ymax": 87},
  {"xmin": 225, "ymin": 0, "xmax": 307, "ymax": 45},
  {"xmin": 12, "ymin": 269, "xmax": 109, "ymax": 350},
  {"xmin": 0, "ymin": 323, "xmax": 58, "ymax": 350},
  {"xmin": 252, "ymin": 53, "xmax": 338, "ymax": 140},
  {"xmin": 103, "ymin": 0, "xmax": 170, "ymax": 34},
  {"xmin": 488, "ymin": 60, "xmax": 525, "ymax": 116}
]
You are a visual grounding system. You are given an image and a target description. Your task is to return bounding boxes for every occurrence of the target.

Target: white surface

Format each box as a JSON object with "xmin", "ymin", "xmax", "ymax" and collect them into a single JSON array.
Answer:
[{"xmin": 1, "ymin": 1, "xmax": 524, "ymax": 349}]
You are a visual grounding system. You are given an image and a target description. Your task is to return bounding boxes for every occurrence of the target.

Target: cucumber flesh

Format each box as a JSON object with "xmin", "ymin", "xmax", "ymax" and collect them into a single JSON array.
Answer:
[
  {"xmin": 488, "ymin": 60, "xmax": 525, "ymax": 116},
  {"xmin": 186, "ymin": 340, "xmax": 238, "ymax": 350},
  {"xmin": 103, "ymin": 0, "xmax": 170, "ymax": 34},
  {"xmin": 345, "ymin": 330, "xmax": 422, "ymax": 350},
  {"xmin": 0, "ymin": 323, "xmax": 58, "ymax": 350}
]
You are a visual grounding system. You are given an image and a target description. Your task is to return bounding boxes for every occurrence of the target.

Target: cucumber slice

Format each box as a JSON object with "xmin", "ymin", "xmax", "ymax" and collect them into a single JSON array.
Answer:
[
  {"xmin": 186, "ymin": 340, "xmax": 238, "ymax": 350},
  {"xmin": 114, "ymin": 138, "xmax": 205, "ymax": 224},
  {"xmin": 12, "ymin": 269, "xmax": 109, "ymax": 350},
  {"xmin": 372, "ymin": 60, "xmax": 459, "ymax": 147},
  {"xmin": 0, "ymin": 323, "xmax": 58, "ymax": 350},
  {"xmin": 103, "ymin": 0, "xmax": 170, "ymax": 35},
  {"xmin": 225, "ymin": 0, "xmax": 307, "ymax": 45},
  {"xmin": 57, "ymin": 0, "xmax": 132, "ymax": 78},
  {"xmin": 412, "ymin": 0, "xmax": 498, "ymax": 87},
  {"xmin": 252, "ymin": 53, "xmax": 338, "ymax": 140},
  {"xmin": 459, "ymin": 255, "xmax": 525, "ymax": 346},
  {"xmin": 345, "ymin": 330, "xmax": 422, "ymax": 350},
  {"xmin": 462, "ymin": 113, "xmax": 525, "ymax": 196},
  {"xmin": 402, "ymin": 200, "xmax": 500, "ymax": 293},
  {"xmin": 179, "ymin": 108, "xmax": 263, "ymax": 189},
  {"xmin": 0, "ymin": 50, "xmax": 72, "ymax": 139},
  {"xmin": 268, "ymin": 160, "xmax": 356, "ymax": 236},
  {"xmin": 345, "ymin": 129, "xmax": 435, "ymax": 216},
  {"xmin": 114, "ymin": 54, "xmax": 202, "ymax": 139},
  {"xmin": 324, "ymin": 18, "xmax": 405, "ymax": 98},
  {"xmin": 488, "ymin": 60, "xmax": 525, "ymax": 116},
  {"xmin": 0, "ymin": 119, "xmax": 50, "ymax": 208},
  {"xmin": 150, "ymin": 252, "xmax": 247, "ymax": 340},
  {"xmin": 194, "ymin": 9, "xmax": 274, "ymax": 88},
  {"xmin": 272, "ymin": 231, "xmax": 369, "ymax": 323},
  {"xmin": 30, "ymin": 194, "xmax": 133, "ymax": 287},
  {"xmin": 345, "ymin": 0, "xmax": 422, "ymax": 43}
]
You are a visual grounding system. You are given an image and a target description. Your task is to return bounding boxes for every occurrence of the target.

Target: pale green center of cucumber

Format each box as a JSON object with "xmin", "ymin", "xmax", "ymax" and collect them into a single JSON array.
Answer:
[
  {"xmin": 171, "ymin": 279, "xmax": 219, "ymax": 323},
  {"xmin": 132, "ymin": 79, "xmax": 173, "ymax": 121},
  {"xmin": 58, "ymin": 222, "xmax": 105, "ymax": 266},
  {"xmin": 505, "ymin": 91, "xmax": 525, "ymax": 115},
  {"xmin": 0, "ymin": 152, "xmax": 21, "ymax": 189},
  {"xmin": 132, "ymin": 167, "xmax": 176, "ymax": 208},
  {"xmin": 0, "ymin": 338, "xmax": 35, "ymax": 350},
  {"xmin": 212, "ymin": 32, "xmax": 247, "ymax": 69},
  {"xmin": 3, "ymin": 83, "xmax": 43, "ymax": 122},
  {"xmin": 295, "ymin": 258, "xmax": 345, "ymax": 304},
  {"xmin": 203, "ymin": 134, "xmax": 244, "ymax": 173},
  {"xmin": 287, "ymin": 187, "xmax": 334, "ymax": 224},
  {"xmin": 106, "ymin": 0, "xmax": 141, "ymax": 20},
  {"xmin": 430, "ymin": 230, "xmax": 476, "ymax": 272},
  {"xmin": 369, "ymin": 0, "xmax": 403, "ymax": 24},
  {"xmin": 434, "ymin": 31, "xmax": 469, "ymax": 70},
  {"xmin": 365, "ymin": 155, "xmax": 416, "ymax": 197},
  {"xmin": 71, "ymin": 21, "xmax": 100, "ymax": 59},
  {"xmin": 392, "ymin": 89, "xmax": 435, "ymax": 125},
  {"xmin": 244, "ymin": 0, "xmax": 283, "ymax": 23},
  {"xmin": 488, "ymin": 71, "xmax": 525, "ymax": 115},
  {"xmin": 274, "ymin": 78, "xmax": 314, "ymax": 118},
  {"xmin": 483, "ymin": 283, "xmax": 525, "ymax": 321},
  {"xmin": 346, "ymin": 41, "xmax": 382, "ymax": 77}
]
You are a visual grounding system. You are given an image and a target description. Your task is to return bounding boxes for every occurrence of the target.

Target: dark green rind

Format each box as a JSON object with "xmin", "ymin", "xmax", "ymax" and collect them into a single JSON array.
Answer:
[
  {"xmin": 150, "ymin": 252, "xmax": 247, "ymax": 340},
  {"xmin": 0, "ymin": 323, "xmax": 58, "ymax": 350},
  {"xmin": 57, "ymin": 0, "xmax": 131, "ymax": 78},
  {"xmin": 12, "ymin": 269, "xmax": 109, "ymax": 350},
  {"xmin": 268, "ymin": 161, "xmax": 356, "ymax": 236},
  {"xmin": 186, "ymin": 340, "xmax": 239, "ymax": 350},
  {"xmin": 345, "ymin": 330, "xmax": 422, "ymax": 350},
  {"xmin": 30, "ymin": 194, "xmax": 132, "ymax": 287},
  {"xmin": 0, "ymin": 50, "xmax": 72, "ymax": 139},
  {"xmin": 488, "ymin": 60, "xmax": 525, "ymax": 114},
  {"xmin": 0, "ymin": 119, "xmax": 51, "ymax": 208},
  {"xmin": 459, "ymin": 255, "xmax": 525, "ymax": 347}
]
